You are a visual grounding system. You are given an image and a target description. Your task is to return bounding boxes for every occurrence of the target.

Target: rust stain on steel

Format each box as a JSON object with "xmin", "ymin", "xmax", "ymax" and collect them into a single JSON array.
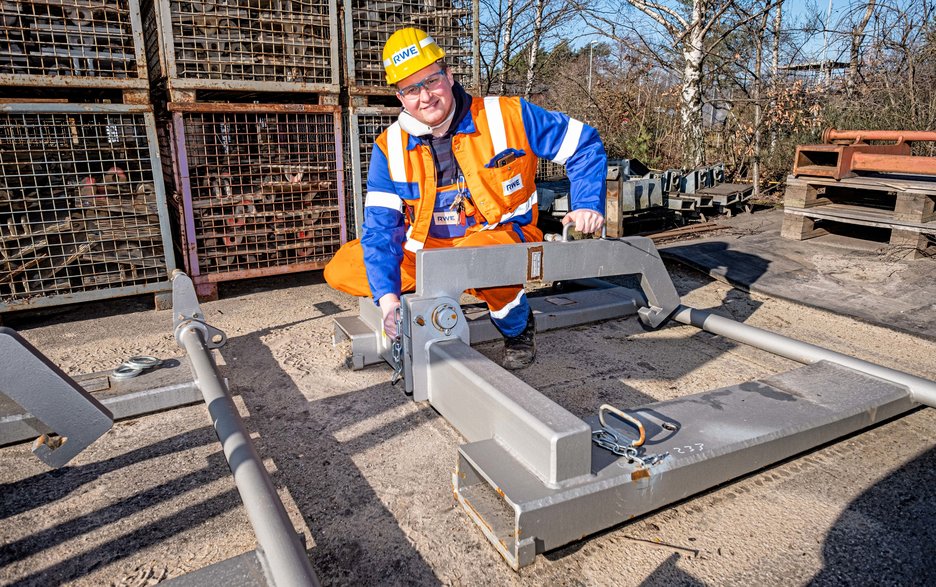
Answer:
[
  {"xmin": 631, "ymin": 468, "xmax": 651, "ymax": 482},
  {"xmin": 851, "ymin": 152, "xmax": 936, "ymax": 176},
  {"xmin": 793, "ymin": 143, "xmax": 915, "ymax": 179},
  {"xmin": 199, "ymin": 261, "xmax": 330, "ymax": 283},
  {"xmin": 0, "ymin": 73, "xmax": 147, "ymax": 90}
]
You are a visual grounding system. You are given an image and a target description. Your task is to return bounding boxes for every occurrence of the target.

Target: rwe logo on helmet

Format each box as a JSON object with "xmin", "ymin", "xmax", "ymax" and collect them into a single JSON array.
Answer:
[{"xmin": 392, "ymin": 45, "xmax": 420, "ymax": 65}]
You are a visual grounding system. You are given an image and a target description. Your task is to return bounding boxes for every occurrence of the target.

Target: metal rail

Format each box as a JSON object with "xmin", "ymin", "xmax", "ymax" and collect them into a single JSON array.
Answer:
[
  {"xmin": 672, "ymin": 305, "xmax": 936, "ymax": 408},
  {"xmin": 172, "ymin": 271, "xmax": 319, "ymax": 587}
]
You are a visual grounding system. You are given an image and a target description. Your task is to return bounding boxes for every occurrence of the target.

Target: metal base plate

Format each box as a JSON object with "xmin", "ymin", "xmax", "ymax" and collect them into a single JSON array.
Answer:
[{"xmin": 454, "ymin": 361, "xmax": 915, "ymax": 569}]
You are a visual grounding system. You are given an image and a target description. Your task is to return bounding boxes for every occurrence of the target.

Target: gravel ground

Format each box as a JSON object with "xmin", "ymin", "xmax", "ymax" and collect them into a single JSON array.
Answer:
[{"xmin": 1, "ymin": 261, "xmax": 934, "ymax": 586}]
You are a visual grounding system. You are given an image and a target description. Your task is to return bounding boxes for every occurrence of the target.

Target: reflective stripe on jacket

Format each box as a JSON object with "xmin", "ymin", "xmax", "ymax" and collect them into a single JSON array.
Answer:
[{"xmin": 361, "ymin": 96, "xmax": 607, "ymax": 302}]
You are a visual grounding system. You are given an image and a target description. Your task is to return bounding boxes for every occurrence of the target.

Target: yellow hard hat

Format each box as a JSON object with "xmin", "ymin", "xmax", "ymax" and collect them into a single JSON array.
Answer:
[{"xmin": 383, "ymin": 28, "xmax": 446, "ymax": 85}]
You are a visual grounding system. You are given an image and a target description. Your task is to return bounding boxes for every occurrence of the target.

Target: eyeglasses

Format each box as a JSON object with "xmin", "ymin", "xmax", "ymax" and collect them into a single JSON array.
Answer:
[{"xmin": 397, "ymin": 69, "xmax": 448, "ymax": 99}]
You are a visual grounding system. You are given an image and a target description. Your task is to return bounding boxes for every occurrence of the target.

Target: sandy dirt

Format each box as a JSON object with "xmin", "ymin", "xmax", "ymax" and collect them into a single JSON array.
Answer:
[{"xmin": 1, "ymin": 255, "xmax": 934, "ymax": 586}]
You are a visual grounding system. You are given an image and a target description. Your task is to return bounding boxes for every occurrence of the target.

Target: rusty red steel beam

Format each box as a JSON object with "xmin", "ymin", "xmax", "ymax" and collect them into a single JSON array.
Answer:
[
  {"xmin": 823, "ymin": 128, "xmax": 936, "ymax": 144},
  {"xmin": 793, "ymin": 143, "xmax": 912, "ymax": 179},
  {"xmin": 850, "ymin": 152, "xmax": 936, "ymax": 175}
]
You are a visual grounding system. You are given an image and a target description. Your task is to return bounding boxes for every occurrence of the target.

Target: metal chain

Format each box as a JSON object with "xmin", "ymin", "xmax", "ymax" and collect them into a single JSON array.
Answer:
[
  {"xmin": 591, "ymin": 427, "xmax": 668, "ymax": 467},
  {"xmin": 390, "ymin": 306, "xmax": 403, "ymax": 386}
]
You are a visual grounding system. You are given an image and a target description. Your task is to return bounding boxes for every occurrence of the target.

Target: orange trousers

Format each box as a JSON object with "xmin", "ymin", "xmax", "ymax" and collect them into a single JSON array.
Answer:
[{"xmin": 324, "ymin": 223, "xmax": 542, "ymax": 314}]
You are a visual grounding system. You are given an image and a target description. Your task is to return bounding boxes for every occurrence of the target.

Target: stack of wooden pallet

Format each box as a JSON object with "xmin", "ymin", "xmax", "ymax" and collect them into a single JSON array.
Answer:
[{"xmin": 781, "ymin": 175, "xmax": 936, "ymax": 257}]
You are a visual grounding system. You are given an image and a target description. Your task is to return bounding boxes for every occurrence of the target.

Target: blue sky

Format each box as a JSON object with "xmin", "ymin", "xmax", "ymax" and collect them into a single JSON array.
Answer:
[{"xmin": 569, "ymin": 0, "xmax": 865, "ymax": 62}]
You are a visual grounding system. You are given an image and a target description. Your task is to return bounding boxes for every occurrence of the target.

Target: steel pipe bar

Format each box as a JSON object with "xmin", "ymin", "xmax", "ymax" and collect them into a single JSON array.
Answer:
[
  {"xmin": 172, "ymin": 273, "xmax": 319, "ymax": 587},
  {"xmin": 672, "ymin": 305, "xmax": 936, "ymax": 408},
  {"xmin": 823, "ymin": 128, "xmax": 936, "ymax": 143}
]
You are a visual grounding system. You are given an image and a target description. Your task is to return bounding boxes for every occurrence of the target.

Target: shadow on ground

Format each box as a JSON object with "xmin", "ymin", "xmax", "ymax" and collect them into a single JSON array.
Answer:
[{"xmin": 811, "ymin": 446, "xmax": 936, "ymax": 585}]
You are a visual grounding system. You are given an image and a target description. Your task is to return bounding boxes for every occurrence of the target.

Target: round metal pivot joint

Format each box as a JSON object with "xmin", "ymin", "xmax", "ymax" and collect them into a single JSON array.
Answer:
[{"xmin": 431, "ymin": 304, "xmax": 459, "ymax": 336}]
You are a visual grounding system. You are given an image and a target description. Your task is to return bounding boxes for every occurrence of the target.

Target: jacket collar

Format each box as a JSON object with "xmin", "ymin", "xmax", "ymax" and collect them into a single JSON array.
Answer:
[{"xmin": 405, "ymin": 82, "xmax": 475, "ymax": 150}]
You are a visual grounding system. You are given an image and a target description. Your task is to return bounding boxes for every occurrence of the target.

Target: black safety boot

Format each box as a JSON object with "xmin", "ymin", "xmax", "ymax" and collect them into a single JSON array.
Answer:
[{"xmin": 502, "ymin": 311, "xmax": 536, "ymax": 370}]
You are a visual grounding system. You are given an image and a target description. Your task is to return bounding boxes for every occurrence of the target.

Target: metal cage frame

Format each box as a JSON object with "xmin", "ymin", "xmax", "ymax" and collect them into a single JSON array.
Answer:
[
  {"xmin": 143, "ymin": 0, "xmax": 341, "ymax": 95},
  {"xmin": 344, "ymin": 104, "xmax": 399, "ymax": 239},
  {"xmin": 0, "ymin": 103, "xmax": 175, "ymax": 313},
  {"xmin": 0, "ymin": 0, "xmax": 148, "ymax": 90},
  {"xmin": 343, "ymin": 0, "xmax": 480, "ymax": 94},
  {"xmin": 166, "ymin": 102, "xmax": 346, "ymax": 288}
]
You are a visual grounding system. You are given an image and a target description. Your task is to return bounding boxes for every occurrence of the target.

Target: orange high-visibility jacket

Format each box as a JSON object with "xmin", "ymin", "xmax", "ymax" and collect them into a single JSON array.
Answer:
[{"xmin": 361, "ymin": 94, "xmax": 607, "ymax": 301}]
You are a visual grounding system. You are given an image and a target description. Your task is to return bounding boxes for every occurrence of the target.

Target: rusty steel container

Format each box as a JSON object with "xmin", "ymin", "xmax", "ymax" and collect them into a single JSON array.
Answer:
[
  {"xmin": 142, "ymin": 0, "xmax": 340, "ymax": 96},
  {"xmin": 0, "ymin": 103, "xmax": 175, "ymax": 313},
  {"xmin": 0, "ymin": 0, "xmax": 148, "ymax": 90},
  {"xmin": 165, "ymin": 102, "xmax": 345, "ymax": 298},
  {"xmin": 343, "ymin": 0, "xmax": 479, "ymax": 95}
]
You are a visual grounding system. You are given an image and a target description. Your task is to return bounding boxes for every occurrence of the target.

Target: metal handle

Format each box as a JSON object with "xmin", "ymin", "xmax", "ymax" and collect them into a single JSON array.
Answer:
[
  {"xmin": 561, "ymin": 222, "xmax": 608, "ymax": 242},
  {"xmin": 598, "ymin": 403, "xmax": 646, "ymax": 447}
]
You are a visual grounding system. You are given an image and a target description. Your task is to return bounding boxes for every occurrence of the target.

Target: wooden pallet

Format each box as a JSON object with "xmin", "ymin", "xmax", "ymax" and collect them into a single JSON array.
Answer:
[{"xmin": 782, "ymin": 174, "xmax": 936, "ymax": 257}]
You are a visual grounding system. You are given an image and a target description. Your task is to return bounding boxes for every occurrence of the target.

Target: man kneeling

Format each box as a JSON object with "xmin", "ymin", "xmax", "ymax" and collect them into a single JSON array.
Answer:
[{"xmin": 325, "ymin": 28, "xmax": 606, "ymax": 370}]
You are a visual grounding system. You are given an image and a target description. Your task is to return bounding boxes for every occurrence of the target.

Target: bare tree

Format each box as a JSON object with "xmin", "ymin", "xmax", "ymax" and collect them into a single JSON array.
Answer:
[
  {"xmin": 848, "ymin": 1, "xmax": 877, "ymax": 95},
  {"xmin": 574, "ymin": 0, "xmax": 778, "ymax": 167},
  {"xmin": 770, "ymin": 0, "xmax": 782, "ymax": 150},
  {"xmin": 524, "ymin": 0, "xmax": 546, "ymax": 98},
  {"xmin": 478, "ymin": 0, "xmax": 576, "ymax": 95},
  {"xmin": 498, "ymin": 0, "xmax": 518, "ymax": 94}
]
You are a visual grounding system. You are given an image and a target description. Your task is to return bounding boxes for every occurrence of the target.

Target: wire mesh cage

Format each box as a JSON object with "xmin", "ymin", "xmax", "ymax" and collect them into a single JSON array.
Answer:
[
  {"xmin": 344, "ymin": 0, "xmax": 476, "ymax": 93},
  {"xmin": 0, "ymin": 0, "xmax": 147, "ymax": 89},
  {"xmin": 343, "ymin": 105, "xmax": 398, "ymax": 238},
  {"xmin": 168, "ymin": 103, "xmax": 345, "ymax": 285},
  {"xmin": 0, "ymin": 104, "xmax": 173, "ymax": 312},
  {"xmin": 537, "ymin": 158, "xmax": 566, "ymax": 181},
  {"xmin": 143, "ymin": 0, "xmax": 340, "ymax": 94}
]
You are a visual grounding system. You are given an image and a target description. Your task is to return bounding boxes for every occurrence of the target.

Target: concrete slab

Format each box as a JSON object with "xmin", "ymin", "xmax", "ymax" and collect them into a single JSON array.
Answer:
[{"xmin": 660, "ymin": 209, "xmax": 936, "ymax": 340}]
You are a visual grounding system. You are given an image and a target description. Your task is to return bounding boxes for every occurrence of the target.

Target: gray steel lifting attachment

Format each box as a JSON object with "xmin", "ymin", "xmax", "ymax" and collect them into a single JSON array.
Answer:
[
  {"xmin": 0, "ymin": 327, "xmax": 114, "ymax": 468},
  {"xmin": 334, "ymin": 232, "xmax": 935, "ymax": 570},
  {"xmin": 0, "ymin": 274, "xmax": 319, "ymax": 587},
  {"xmin": 171, "ymin": 271, "xmax": 320, "ymax": 587}
]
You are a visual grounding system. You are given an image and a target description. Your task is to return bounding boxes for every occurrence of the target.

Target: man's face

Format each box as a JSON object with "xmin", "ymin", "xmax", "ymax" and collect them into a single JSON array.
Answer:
[{"xmin": 396, "ymin": 65, "xmax": 455, "ymax": 128}]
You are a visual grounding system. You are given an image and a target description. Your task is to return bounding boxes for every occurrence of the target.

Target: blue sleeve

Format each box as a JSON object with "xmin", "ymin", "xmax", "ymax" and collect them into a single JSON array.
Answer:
[
  {"xmin": 520, "ymin": 99, "xmax": 606, "ymax": 215},
  {"xmin": 360, "ymin": 144, "xmax": 406, "ymax": 303}
]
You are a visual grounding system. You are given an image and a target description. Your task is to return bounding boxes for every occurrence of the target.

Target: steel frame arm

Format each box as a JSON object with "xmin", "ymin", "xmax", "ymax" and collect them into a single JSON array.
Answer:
[
  {"xmin": 0, "ymin": 328, "xmax": 113, "ymax": 468},
  {"xmin": 171, "ymin": 271, "xmax": 320, "ymax": 587},
  {"xmin": 415, "ymin": 236, "xmax": 680, "ymax": 329}
]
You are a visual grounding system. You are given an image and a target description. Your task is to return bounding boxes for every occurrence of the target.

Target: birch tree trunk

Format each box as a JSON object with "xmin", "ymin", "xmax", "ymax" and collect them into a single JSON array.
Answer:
[
  {"xmin": 770, "ymin": 0, "xmax": 782, "ymax": 150},
  {"xmin": 498, "ymin": 0, "xmax": 515, "ymax": 95},
  {"xmin": 524, "ymin": 0, "xmax": 545, "ymax": 99},
  {"xmin": 753, "ymin": 9, "xmax": 770, "ymax": 198},
  {"xmin": 681, "ymin": 5, "xmax": 706, "ymax": 167}
]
